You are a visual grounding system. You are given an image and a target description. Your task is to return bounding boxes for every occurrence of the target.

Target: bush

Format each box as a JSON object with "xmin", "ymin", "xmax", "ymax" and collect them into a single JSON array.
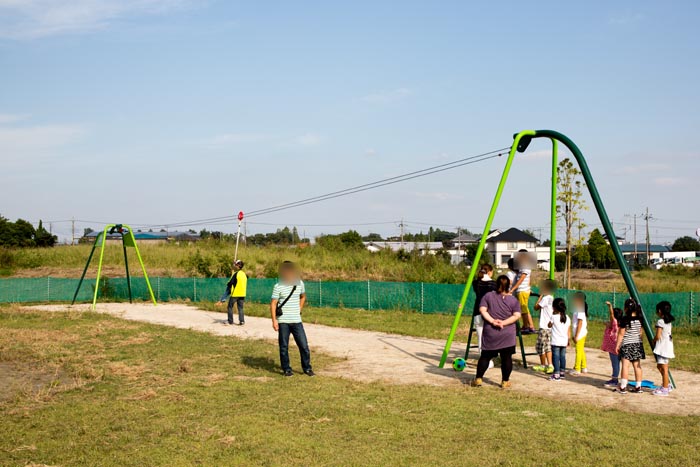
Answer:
[{"xmin": 179, "ymin": 250, "xmax": 213, "ymax": 277}]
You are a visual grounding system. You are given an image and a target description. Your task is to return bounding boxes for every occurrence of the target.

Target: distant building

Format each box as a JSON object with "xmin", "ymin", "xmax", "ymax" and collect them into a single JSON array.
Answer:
[
  {"xmin": 83, "ymin": 230, "xmax": 201, "ymax": 244},
  {"xmin": 602, "ymin": 233, "xmax": 625, "ymax": 245},
  {"xmin": 619, "ymin": 243, "xmax": 669, "ymax": 262},
  {"xmin": 363, "ymin": 241, "xmax": 444, "ymax": 254},
  {"xmin": 485, "ymin": 228, "xmax": 540, "ymax": 267}
]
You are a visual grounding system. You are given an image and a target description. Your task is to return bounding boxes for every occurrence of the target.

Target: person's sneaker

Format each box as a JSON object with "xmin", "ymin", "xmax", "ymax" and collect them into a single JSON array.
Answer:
[
  {"xmin": 559, "ymin": 373, "xmax": 566, "ymax": 380},
  {"xmin": 222, "ymin": 321, "xmax": 233, "ymax": 326},
  {"xmin": 581, "ymin": 368, "xmax": 588, "ymax": 374},
  {"xmin": 238, "ymin": 322, "xmax": 245, "ymax": 326},
  {"xmin": 470, "ymin": 378, "xmax": 483, "ymax": 387},
  {"xmin": 549, "ymin": 375, "xmax": 561, "ymax": 381},
  {"xmin": 568, "ymin": 370, "xmax": 581, "ymax": 377},
  {"xmin": 283, "ymin": 369, "xmax": 294, "ymax": 377},
  {"xmin": 304, "ymin": 369, "xmax": 316, "ymax": 377},
  {"xmin": 652, "ymin": 387, "xmax": 669, "ymax": 397},
  {"xmin": 614, "ymin": 386, "xmax": 627, "ymax": 394},
  {"xmin": 532, "ymin": 365, "xmax": 546, "ymax": 372},
  {"xmin": 631, "ymin": 386, "xmax": 644, "ymax": 394},
  {"xmin": 501, "ymin": 381, "xmax": 512, "ymax": 389},
  {"xmin": 604, "ymin": 379, "xmax": 619, "ymax": 387},
  {"xmin": 545, "ymin": 365, "xmax": 554, "ymax": 375}
]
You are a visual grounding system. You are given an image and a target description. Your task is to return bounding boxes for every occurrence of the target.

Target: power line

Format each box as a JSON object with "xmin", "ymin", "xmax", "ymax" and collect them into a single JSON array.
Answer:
[{"xmin": 146, "ymin": 146, "xmax": 509, "ymax": 229}]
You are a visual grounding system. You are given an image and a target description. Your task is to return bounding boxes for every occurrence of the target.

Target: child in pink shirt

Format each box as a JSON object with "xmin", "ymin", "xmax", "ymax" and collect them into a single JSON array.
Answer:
[{"xmin": 601, "ymin": 301, "xmax": 622, "ymax": 387}]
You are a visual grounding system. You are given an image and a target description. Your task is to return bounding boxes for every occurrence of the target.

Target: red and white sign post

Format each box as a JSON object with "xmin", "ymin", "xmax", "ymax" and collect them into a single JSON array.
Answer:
[{"xmin": 234, "ymin": 211, "xmax": 244, "ymax": 261}]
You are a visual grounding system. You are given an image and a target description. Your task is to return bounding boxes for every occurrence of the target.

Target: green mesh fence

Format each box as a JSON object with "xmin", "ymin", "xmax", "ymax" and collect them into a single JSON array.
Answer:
[{"xmin": 0, "ymin": 277, "xmax": 697, "ymax": 326}]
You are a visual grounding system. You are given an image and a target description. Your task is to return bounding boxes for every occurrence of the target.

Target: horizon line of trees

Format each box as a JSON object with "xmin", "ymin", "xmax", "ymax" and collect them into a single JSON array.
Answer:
[{"xmin": 0, "ymin": 215, "xmax": 57, "ymax": 248}]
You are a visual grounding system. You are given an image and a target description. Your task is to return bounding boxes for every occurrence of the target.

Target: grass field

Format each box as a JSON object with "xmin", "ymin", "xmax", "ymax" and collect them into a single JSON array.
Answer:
[
  {"xmin": 3, "ymin": 242, "xmax": 700, "ymax": 292},
  {"xmin": 199, "ymin": 302, "xmax": 700, "ymax": 373},
  {"xmin": 2, "ymin": 307, "xmax": 700, "ymax": 467}
]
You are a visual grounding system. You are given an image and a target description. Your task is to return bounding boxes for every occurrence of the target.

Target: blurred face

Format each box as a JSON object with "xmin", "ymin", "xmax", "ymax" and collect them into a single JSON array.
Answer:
[{"xmin": 279, "ymin": 264, "xmax": 298, "ymax": 283}]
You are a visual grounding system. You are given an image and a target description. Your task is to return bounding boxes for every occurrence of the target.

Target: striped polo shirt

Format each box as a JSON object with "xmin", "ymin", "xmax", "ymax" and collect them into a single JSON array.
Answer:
[
  {"xmin": 272, "ymin": 280, "xmax": 306, "ymax": 324},
  {"xmin": 621, "ymin": 317, "xmax": 643, "ymax": 345}
]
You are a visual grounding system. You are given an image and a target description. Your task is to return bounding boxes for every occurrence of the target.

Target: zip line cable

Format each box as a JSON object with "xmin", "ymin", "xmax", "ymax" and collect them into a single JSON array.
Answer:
[{"xmin": 148, "ymin": 146, "xmax": 509, "ymax": 229}]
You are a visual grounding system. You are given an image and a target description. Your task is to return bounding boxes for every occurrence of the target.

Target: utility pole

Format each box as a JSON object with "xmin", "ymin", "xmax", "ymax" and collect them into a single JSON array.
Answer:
[
  {"xmin": 71, "ymin": 218, "xmax": 76, "ymax": 245},
  {"xmin": 643, "ymin": 207, "xmax": 653, "ymax": 265},
  {"xmin": 399, "ymin": 219, "xmax": 405, "ymax": 247}
]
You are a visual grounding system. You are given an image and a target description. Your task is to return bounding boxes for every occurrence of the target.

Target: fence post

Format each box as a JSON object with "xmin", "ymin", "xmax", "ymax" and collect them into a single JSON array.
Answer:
[
  {"xmin": 47, "ymin": 276, "xmax": 51, "ymax": 302},
  {"xmin": 193, "ymin": 277, "xmax": 197, "ymax": 302},
  {"xmin": 367, "ymin": 280, "xmax": 371, "ymax": 310},
  {"xmin": 319, "ymin": 279, "xmax": 322, "ymax": 307},
  {"xmin": 421, "ymin": 282, "xmax": 424, "ymax": 313},
  {"xmin": 612, "ymin": 286, "xmax": 616, "ymax": 307},
  {"xmin": 157, "ymin": 277, "xmax": 161, "ymax": 302},
  {"xmin": 690, "ymin": 292, "xmax": 694, "ymax": 326}
]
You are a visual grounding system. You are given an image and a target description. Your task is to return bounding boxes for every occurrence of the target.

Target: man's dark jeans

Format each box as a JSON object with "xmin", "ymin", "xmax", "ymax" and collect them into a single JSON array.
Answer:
[
  {"xmin": 227, "ymin": 297, "xmax": 245, "ymax": 324},
  {"xmin": 278, "ymin": 322, "xmax": 312, "ymax": 372}
]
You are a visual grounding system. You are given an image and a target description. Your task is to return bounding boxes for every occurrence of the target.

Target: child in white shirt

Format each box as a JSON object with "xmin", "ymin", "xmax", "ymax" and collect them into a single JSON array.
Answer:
[
  {"xmin": 652, "ymin": 301, "xmax": 675, "ymax": 396},
  {"xmin": 533, "ymin": 280, "xmax": 556, "ymax": 374},
  {"xmin": 548, "ymin": 298, "xmax": 571, "ymax": 381}
]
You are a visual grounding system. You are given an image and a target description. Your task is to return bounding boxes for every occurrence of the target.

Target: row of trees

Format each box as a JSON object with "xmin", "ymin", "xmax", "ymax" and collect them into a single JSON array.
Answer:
[{"xmin": 0, "ymin": 216, "xmax": 57, "ymax": 247}]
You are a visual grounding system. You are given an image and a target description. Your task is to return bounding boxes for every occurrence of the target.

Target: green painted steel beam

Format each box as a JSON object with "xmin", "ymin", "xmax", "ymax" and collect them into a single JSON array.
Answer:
[
  {"xmin": 521, "ymin": 130, "xmax": 673, "ymax": 388},
  {"xmin": 438, "ymin": 130, "xmax": 536, "ymax": 368},
  {"xmin": 549, "ymin": 139, "xmax": 558, "ymax": 280}
]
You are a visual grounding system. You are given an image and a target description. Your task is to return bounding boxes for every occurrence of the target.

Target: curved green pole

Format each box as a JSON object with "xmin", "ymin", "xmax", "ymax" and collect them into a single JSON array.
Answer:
[
  {"xmin": 438, "ymin": 130, "xmax": 536, "ymax": 367},
  {"xmin": 525, "ymin": 130, "xmax": 673, "ymax": 388},
  {"xmin": 549, "ymin": 139, "xmax": 558, "ymax": 280}
]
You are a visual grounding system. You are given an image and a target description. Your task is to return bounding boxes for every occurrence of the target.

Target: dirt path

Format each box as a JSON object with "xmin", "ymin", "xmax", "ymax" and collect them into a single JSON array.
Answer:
[{"xmin": 29, "ymin": 303, "xmax": 700, "ymax": 416}]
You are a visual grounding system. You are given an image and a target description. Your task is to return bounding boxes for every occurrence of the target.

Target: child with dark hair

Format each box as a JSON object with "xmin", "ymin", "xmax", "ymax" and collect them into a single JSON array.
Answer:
[
  {"xmin": 532, "ymin": 280, "xmax": 556, "ymax": 374},
  {"xmin": 615, "ymin": 298, "xmax": 645, "ymax": 394},
  {"xmin": 652, "ymin": 301, "xmax": 675, "ymax": 396},
  {"xmin": 601, "ymin": 301, "xmax": 623, "ymax": 387},
  {"xmin": 569, "ymin": 292, "xmax": 589, "ymax": 376},
  {"xmin": 548, "ymin": 298, "xmax": 570, "ymax": 381}
]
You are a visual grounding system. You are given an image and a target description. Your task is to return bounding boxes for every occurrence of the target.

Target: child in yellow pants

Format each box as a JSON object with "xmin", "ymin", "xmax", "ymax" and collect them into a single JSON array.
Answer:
[{"xmin": 570, "ymin": 292, "xmax": 588, "ymax": 376}]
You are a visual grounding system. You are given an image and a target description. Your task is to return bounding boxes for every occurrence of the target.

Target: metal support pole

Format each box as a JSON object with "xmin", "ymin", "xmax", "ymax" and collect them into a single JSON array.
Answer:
[
  {"xmin": 367, "ymin": 280, "xmax": 371, "ymax": 310},
  {"xmin": 193, "ymin": 277, "xmax": 197, "ymax": 302},
  {"xmin": 91, "ymin": 227, "xmax": 110, "ymax": 310},
  {"xmin": 549, "ymin": 139, "xmax": 558, "ymax": 280},
  {"xmin": 122, "ymin": 237, "xmax": 133, "ymax": 304},
  {"xmin": 439, "ymin": 130, "xmax": 535, "ymax": 367},
  {"xmin": 319, "ymin": 279, "xmax": 322, "ymax": 307},
  {"xmin": 47, "ymin": 276, "xmax": 51, "ymax": 302},
  {"xmin": 421, "ymin": 282, "xmax": 424, "ymax": 314},
  {"xmin": 71, "ymin": 236, "xmax": 99, "ymax": 305}
]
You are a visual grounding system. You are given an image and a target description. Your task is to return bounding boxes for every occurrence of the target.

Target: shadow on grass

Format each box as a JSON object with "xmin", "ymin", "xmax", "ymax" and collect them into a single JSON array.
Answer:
[{"xmin": 241, "ymin": 355, "xmax": 279, "ymax": 374}]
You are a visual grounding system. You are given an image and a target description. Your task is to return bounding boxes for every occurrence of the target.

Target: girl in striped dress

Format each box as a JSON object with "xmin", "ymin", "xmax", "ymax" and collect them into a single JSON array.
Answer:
[{"xmin": 614, "ymin": 298, "xmax": 645, "ymax": 394}]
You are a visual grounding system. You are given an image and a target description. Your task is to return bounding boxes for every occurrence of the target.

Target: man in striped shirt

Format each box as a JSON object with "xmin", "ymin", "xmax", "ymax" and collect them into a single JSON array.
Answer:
[{"xmin": 270, "ymin": 261, "xmax": 314, "ymax": 377}]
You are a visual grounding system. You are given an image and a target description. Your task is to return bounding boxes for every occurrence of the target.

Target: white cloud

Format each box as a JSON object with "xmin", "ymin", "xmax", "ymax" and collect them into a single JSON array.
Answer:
[
  {"xmin": 653, "ymin": 177, "xmax": 686, "ymax": 187},
  {"xmin": 609, "ymin": 12, "xmax": 643, "ymax": 25},
  {"xmin": 0, "ymin": 123, "xmax": 85, "ymax": 162},
  {"xmin": 0, "ymin": 0, "xmax": 197, "ymax": 39},
  {"xmin": 519, "ymin": 149, "xmax": 552, "ymax": 161},
  {"xmin": 360, "ymin": 87, "xmax": 413, "ymax": 103},
  {"xmin": 414, "ymin": 191, "xmax": 463, "ymax": 201},
  {"xmin": 295, "ymin": 133, "xmax": 322, "ymax": 146},
  {"xmin": 0, "ymin": 113, "xmax": 29, "ymax": 123},
  {"xmin": 614, "ymin": 162, "xmax": 669, "ymax": 175},
  {"xmin": 204, "ymin": 133, "xmax": 269, "ymax": 147}
]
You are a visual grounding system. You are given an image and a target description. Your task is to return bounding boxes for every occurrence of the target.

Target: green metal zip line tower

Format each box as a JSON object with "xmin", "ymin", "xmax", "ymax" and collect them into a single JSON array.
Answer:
[
  {"xmin": 71, "ymin": 224, "xmax": 157, "ymax": 310},
  {"xmin": 438, "ymin": 130, "xmax": 673, "ymax": 387}
]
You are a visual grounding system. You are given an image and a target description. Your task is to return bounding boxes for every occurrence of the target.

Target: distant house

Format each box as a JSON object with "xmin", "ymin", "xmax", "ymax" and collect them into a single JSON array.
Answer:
[
  {"xmin": 619, "ymin": 244, "xmax": 669, "ymax": 262},
  {"xmin": 485, "ymin": 228, "xmax": 540, "ymax": 267},
  {"xmin": 602, "ymin": 233, "xmax": 625, "ymax": 245},
  {"xmin": 83, "ymin": 230, "xmax": 201, "ymax": 244}
]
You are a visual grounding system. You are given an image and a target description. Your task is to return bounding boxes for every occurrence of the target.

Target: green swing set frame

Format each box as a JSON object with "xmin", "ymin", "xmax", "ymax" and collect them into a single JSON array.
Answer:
[
  {"xmin": 438, "ymin": 130, "xmax": 674, "ymax": 388},
  {"xmin": 71, "ymin": 224, "xmax": 157, "ymax": 310}
]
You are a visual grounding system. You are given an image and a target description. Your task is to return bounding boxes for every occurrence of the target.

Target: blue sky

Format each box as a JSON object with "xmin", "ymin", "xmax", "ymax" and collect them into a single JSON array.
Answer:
[{"xmin": 1, "ymin": 1, "xmax": 699, "ymax": 244}]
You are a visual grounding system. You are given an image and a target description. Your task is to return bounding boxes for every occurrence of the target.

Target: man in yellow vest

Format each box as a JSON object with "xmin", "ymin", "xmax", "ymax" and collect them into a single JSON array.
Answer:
[{"xmin": 217, "ymin": 260, "xmax": 247, "ymax": 325}]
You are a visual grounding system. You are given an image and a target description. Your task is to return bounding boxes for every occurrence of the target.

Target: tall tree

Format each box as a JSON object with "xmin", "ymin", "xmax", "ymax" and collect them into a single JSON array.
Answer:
[
  {"xmin": 671, "ymin": 236, "xmax": 700, "ymax": 252},
  {"xmin": 557, "ymin": 158, "xmax": 588, "ymax": 288}
]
